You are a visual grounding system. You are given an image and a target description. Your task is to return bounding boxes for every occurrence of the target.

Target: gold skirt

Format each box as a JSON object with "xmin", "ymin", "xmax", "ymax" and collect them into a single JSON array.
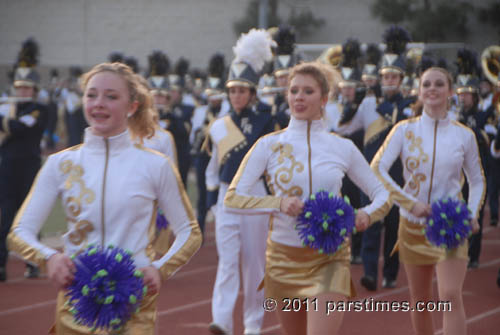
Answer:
[
  {"xmin": 48, "ymin": 290, "xmax": 158, "ymax": 335},
  {"xmin": 263, "ymin": 239, "xmax": 355, "ymax": 301},
  {"xmin": 396, "ymin": 216, "xmax": 468, "ymax": 265}
]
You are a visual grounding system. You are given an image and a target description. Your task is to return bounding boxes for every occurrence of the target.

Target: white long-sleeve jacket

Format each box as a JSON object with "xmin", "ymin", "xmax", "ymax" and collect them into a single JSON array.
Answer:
[
  {"xmin": 224, "ymin": 117, "xmax": 391, "ymax": 247},
  {"xmin": 8, "ymin": 129, "xmax": 201, "ymax": 280},
  {"xmin": 141, "ymin": 126, "xmax": 178, "ymax": 166},
  {"xmin": 371, "ymin": 112, "xmax": 486, "ymax": 223}
]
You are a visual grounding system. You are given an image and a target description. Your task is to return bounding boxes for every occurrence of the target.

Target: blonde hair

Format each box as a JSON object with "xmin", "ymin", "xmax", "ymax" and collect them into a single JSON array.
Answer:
[
  {"xmin": 288, "ymin": 61, "xmax": 333, "ymax": 98},
  {"xmin": 80, "ymin": 62, "xmax": 156, "ymax": 140},
  {"xmin": 414, "ymin": 66, "xmax": 454, "ymax": 116},
  {"xmin": 420, "ymin": 66, "xmax": 454, "ymax": 90}
]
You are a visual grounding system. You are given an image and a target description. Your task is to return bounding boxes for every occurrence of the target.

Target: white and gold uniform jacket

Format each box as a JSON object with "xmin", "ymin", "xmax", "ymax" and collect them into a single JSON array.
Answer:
[
  {"xmin": 141, "ymin": 125, "xmax": 178, "ymax": 166},
  {"xmin": 8, "ymin": 129, "xmax": 201, "ymax": 280},
  {"xmin": 224, "ymin": 117, "xmax": 391, "ymax": 247},
  {"xmin": 371, "ymin": 112, "xmax": 486, "ymax": 223}
]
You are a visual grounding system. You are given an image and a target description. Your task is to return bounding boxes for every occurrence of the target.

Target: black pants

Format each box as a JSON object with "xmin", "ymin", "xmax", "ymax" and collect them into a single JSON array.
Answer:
[
  {"xmin": 194, "ymin": 153, "xmax": 210, "ymax": 233},
  {"xmin": 468, "ymin": 205, "xmax": 485, "ymax": 263},
  {"xmin": 64, "ymin": 109, "xmax": 86, "ymax": 147},
  {"xmin": 176, "ymin": 142, "xmax": 191, "ymax": 187},
  {"xmin": 0, "ymin": 157, "xmax": 40, "ymax": 267},
  {"xmin": 361, "ymin": 204, "xmax": 400, "ymax": 282},
  {"xmin": 341, "ymin": 176, "xmax": 362, "ymax": 257},
  {"xmin": 487, "ymin": 159, "xmax": 500, "ymax": 225},
  {"xmin": 463, "ymin": 179, "xmax": 487, "ymax": 263}
]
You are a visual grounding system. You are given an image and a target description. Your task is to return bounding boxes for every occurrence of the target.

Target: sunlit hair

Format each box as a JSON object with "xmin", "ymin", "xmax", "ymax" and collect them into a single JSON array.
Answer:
[
  {"xmin": 414, "ymin": 66, "xmax": 454, "ymax": 116},
  {"xmin": 288, "ymin": 61, "xmax": 332, "ymax": 98},
  {"xmin": 419, "ymin": 66, "xmax": 453, "ymax": 91},
  {"xmin": 80, "ymin": 62, "xmax": 156, "ymax": 140},
  {"xmin": 134, "ymin": 74, "xmax": 160, "ymax": 134}
]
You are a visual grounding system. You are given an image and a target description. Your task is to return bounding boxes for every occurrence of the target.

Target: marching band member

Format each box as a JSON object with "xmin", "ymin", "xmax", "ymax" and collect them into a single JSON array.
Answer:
[
  {"xmin": 206, "ymin": 28, "xmax": 276, "ymax": 335},
  {"xmin": 168, "ymin": 58, "xmax": 195, "ymax": 186},
  {"xmin": 0, "ymin": 38, "xmax": 49, "ymax": 281},
  {"xmin": 191, "ymin": 52, "xmax": 228, "ymax": 234},
  {"xmin": 336, "ymin": 26, "xmax": 414, "ymax": 291},
  {"xmin": 454, "ymin": 48, "xmax": 490, "ymax": 269}
]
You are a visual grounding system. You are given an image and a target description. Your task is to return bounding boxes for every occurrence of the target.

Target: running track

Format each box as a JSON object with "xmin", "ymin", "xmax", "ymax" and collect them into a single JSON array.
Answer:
[{"xmin": 1, "ymin": 213, "xmax": 499, "ymax": 334}]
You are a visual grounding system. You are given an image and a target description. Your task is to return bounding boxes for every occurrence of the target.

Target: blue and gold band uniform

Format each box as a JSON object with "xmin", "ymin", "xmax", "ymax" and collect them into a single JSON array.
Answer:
[
  {"xmin": 0, "ymin": 38, "xmax": 48, "ymax": 280},
  {"xmin": 337, "ymin": 26, "xmax": 414, "ymax": 290},
  {"xmin": 168, "ymin": 58, "xmax": 194, "ymax": 186},
  {"xmin": 269, "ymin": 24, "xmax": 300, "ymax": 129},
  {"xmin": 336, "ymin": 38, "xmax": 366, "ymax": 264},
  {"xmin": 191, "ymin": 53, "xmax": 227, "ymax": 233},
  {"xmin": 206, "ymin": 28, "xmax": 277, "ymax": 334},
  {"xmin": 456, "ymin": 48, "xmax": 493, "ymax": 267}
]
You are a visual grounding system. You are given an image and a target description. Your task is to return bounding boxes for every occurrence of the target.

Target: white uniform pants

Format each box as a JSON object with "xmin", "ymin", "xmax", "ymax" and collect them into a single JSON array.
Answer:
[{"xmin": 211, "ymin": 182, "xmax": 269, "ymax": 334}]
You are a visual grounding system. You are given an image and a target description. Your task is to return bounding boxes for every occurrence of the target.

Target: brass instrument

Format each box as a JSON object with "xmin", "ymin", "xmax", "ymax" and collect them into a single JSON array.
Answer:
[
  {"xmin": 406, "ymin": 47, "xmax": 424, "ymax": 69},
  {"xmin": 481, "ymin": 45, "xmax": 500, "ymax": 86},
  {"xmin": 481, "ymin": 46, "xmax": 500, "ymax": 120},
  {"xmin": 319, "ymin": 44, "xmax": 343, "ymax": 68}
]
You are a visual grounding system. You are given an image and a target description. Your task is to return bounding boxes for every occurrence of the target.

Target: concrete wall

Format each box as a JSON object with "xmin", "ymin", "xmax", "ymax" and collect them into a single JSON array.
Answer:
[{"xmin": 0, "ymin": 0, "xmax": 497, "ymax": 88}]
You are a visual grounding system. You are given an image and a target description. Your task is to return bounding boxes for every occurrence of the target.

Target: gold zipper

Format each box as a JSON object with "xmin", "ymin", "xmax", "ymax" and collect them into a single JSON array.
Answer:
[
  {"xmin": 101, "ymin": 138, "xmax": 109, "ymax": 246},
  {"xmin": 427, "ymin": 120, "xmax": 438, "ymax": 203},
  {"xmin": 307, "ymin": 121, "xmax": 312, "ymax": 196}
]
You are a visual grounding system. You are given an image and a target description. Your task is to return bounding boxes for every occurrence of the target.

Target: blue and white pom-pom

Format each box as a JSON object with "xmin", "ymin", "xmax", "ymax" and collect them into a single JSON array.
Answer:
[
  {"xmin": 296, "ymin": 191, "xmax": 356, "ymax": 255},
  {"xmin": 156, "ymin": 209, "xmax": 169, "ymax": 231},
  {"xmin": 66, "ymin": 245, "xmax": 146, "ymax": 332},
  {"xmin": 424, "ymin": 198, "xmax": 472, "ymax": 250}
]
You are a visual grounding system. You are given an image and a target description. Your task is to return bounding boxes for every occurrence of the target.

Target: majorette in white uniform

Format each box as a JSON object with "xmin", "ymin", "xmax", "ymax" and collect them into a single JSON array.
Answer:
[
  {"xmin": 224, "ymin": 117, "xmax": 390, "ymax": 299},
  {"xmin": 371, "ymin": 111, "xmax": 486, "ymax": 263},
  {"xmin": 8, "ymin": 128, "xmax": 201, "ymax": 277}
]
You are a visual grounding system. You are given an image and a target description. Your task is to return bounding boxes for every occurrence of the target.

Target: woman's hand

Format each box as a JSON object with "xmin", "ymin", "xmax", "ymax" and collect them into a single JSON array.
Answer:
[
  {"xmin": 140, "ymin": 266, "xmax": 162, "ymax": 296},
  {"xmin": 47, "ymin": 253, "xmax": 75, "ymax": 288},
  {"xmin": 355, "ymin": 210, "xmax": 370, "ymax": 232},
  {"xmin": 280, "ymin": 197, "xmax": 304, "ymax": 217},
  {"xmin": 471, "ymin": 219, "xmax": 480, "ymax": 234},
  {"xmin": 410, "ymin": 201, "xmax": 432, "ymax": 218}
]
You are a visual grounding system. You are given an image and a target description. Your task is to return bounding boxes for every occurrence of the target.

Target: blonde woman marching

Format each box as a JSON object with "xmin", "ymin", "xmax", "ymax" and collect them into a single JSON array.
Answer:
[
  {"xmin": 8, "ymin": 62, "xmax": 202, "ymax": 334},
  {"xmin": 224, "ymin": 62, "xmax": 390, "ymax": 335}
]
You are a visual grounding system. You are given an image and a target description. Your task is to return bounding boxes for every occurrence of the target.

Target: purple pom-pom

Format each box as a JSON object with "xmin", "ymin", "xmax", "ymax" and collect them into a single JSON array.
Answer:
[
  {"xmin": 296, "ymin": 191, "xmax": 356, "ymax": 255},
  {"xmin": 66, "ymin": 245, "xmax": 146, "ymax": 332},
  {"xmin": 424, "ymin": 198, "xmax": 472, "ymax": 249},
  {"xmin": 156, "ymin": 209, "xmax": 169, "ymax": 231}
]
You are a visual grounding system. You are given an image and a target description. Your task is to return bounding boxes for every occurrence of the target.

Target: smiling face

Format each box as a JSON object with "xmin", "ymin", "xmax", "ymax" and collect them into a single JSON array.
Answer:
[
  {"xmin": 419, "ymin": 68, "xmax": 453, "ymax": 114},
  {"xmin": 288, "ymin": 73, "xmax": 327, "ymax": 121},
  {"xmin": 83, "ymin": 71, "xmax": 138, "ymax": 138}
]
